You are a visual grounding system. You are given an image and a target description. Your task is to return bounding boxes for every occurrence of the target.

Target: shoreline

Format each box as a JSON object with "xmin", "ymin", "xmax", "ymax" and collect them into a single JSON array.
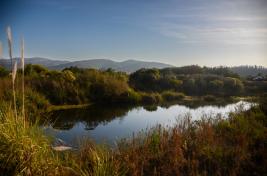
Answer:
[{"xmin": 46, "ymin": 96, "xmax": 257, "ymax": 112}]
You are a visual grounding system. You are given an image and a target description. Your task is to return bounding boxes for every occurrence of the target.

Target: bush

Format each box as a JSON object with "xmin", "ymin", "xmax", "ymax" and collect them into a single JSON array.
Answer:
[
  {"xmin": 89, "ymin": 72, "xmax": 130, "ymax": 102},
  {"xmin": 161, "ymin": 91, "xmax": 185, "ymax": 101},
  {"xmin": 25, "ymin": 64, "xmax": 48, "ymax": 76},
  {"xmin": 125, "ymin": 89, "xmax": 142, "ymax": 103},
  {"xmin": 0, "ymin": 66, "xmax": 9, "ymax": 77},
  {"xmin": 25, "ymin": 90, "xmax": 50, "ymax": 118},
  {"xmin": 140, "ymin": 92, "xmax": 162, "ymax": 104}
]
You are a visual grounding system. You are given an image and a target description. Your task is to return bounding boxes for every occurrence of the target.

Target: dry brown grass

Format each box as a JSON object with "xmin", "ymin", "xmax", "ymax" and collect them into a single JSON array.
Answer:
[{"xmin": 113, "ymin": 108, "xmax": 267, "ymax": 176}]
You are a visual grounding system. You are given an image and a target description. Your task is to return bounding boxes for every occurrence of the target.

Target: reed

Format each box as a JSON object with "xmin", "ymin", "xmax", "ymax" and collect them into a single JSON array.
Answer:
[
  {"xmin": 12, "ymin": 61, "xmax": 17, "ymax": 119},
  {"xmin": 21, "ymin": 38, "xmax": 25, "ymax": 125},
  {"xmin": 6, "ymin": 26, "xmax": 13, "ymax": 69},
  {"xmin": 6, "ymin": 27, "xmax": 18, "ymax": 119},
  {"xmin": 0, "ymin": 107, "xmax": 61, "ymax": 175}
]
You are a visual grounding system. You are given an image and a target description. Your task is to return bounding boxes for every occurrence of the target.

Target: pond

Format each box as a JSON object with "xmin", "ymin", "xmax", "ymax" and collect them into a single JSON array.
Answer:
[{"xmin": 44, "ymin": 101, "xmax": 254, "ymax": 146}]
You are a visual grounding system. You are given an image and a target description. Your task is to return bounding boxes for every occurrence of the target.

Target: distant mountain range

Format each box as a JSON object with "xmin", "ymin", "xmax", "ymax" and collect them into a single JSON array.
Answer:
[
  {"xmin": 1, "ymin": 57, "xmax": 266, "ymax": 76},
  {"xmin": 0, "ymin": 57, "xmax": 173, "ymax": 73},
  {"xmin": 0, "ymin": 57, "xmax": 69, "ymax": 69}
]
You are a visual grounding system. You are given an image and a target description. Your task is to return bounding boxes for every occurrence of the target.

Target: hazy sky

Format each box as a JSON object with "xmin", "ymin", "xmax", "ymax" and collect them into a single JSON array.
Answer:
[{"xmin": 0, "ymin": 0, "xmax": 266, "ymax": 66}]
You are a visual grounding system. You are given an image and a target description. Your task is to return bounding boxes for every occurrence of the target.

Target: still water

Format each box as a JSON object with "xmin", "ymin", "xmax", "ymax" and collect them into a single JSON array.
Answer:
[{"xmin": 44, "ymin": 101, "xmax": 254, "ymax": 145}]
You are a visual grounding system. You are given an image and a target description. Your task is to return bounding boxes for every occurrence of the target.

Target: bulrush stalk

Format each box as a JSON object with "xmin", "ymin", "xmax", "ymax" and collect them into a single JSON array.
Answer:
[
  {"xmin": 7, "ymin": 26, "xmax": 13, "ymax": 70},
  {"xmin": 6, "ymin": 26, "xmax": 17, "ymax": 119},
  {"xmin": 21, "ymin": 38, "xmax": 25, "ymax": 125},
  {"xmin": 12, "ymin": 61, "xmax": 18, "ymax": 119}
]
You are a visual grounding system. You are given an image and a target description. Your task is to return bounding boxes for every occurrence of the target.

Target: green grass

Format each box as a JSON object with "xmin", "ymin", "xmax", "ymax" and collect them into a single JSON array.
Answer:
[
  {"xmin": 0, "ymin": 106, "xmax": 125, "ymax": 176},
  {"xmin": 47, "ymin": 103, "xmax": 92, "ymax": 112},
  {"xmin": 0, "ymin": 108, "xmax": 61, "ymax": 175}
]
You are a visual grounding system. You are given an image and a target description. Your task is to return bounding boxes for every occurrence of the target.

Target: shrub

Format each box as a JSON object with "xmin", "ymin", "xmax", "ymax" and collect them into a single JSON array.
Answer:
[
  {"xmin": 125, "ymin": 89, "xmax": 142, "ymax": 103},
  {"xmin": 140, "ymin": 92, "xmax": 162, "ymax": 104},
  {"xmin": 25, "ymin": 90, "xmax": 50, "ymax": 118},
  {"xmin": 0, "ymin": 66, "xmax": 9, "ymax": 77},
  {"xmin": 161, "ymin": 91, "xmax": 185, "ymax": 101},
  {"xmin": 25, "ymin": 64, "xmax": 48, "ymax": 76}
]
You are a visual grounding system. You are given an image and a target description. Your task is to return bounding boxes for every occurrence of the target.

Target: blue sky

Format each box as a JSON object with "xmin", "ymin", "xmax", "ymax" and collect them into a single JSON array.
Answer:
[{"xmin": 0, "ymin": 0, "xmax": 266, "ymax": 66}]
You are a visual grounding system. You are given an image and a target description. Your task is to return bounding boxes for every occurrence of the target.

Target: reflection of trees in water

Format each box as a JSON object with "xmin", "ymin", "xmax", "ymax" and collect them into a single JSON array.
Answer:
[
  {"xmin": 160, "ymin": 99, "xmax": 235, "ymax": 109},
  {"xmin": 143, "ymin": 105, "xmax": 158, "ymax": 112},
  {"xmin": 142, "ymin": 100, "xmax": 234, "ymax": 112},
  {"xmin": 48, "ymin": 104, "xmax": 136, "ymax": 130},
  {"xmin": 47, "ymin": 100, "xmax": 237, "ymax": 130}
]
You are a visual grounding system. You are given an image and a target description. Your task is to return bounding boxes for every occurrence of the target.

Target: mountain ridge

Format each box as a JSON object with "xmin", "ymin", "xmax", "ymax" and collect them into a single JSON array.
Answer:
[
  {"xmin": 1, "ymin": 57, "xmax": 266, "ymax": 76},
  {"xmin": 0, "ymin": 57, "xmax": 173, "ymax": 73}
]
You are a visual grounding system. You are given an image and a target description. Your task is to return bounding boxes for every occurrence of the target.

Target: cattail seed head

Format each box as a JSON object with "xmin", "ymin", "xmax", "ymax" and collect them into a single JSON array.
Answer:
[
  {"xmin": 7, "ymin": 26, "xmax": 13, "ymax": 60},
  {"xmin": 12, "ymin": 61, "xmax": 17, "ymax": 84}
]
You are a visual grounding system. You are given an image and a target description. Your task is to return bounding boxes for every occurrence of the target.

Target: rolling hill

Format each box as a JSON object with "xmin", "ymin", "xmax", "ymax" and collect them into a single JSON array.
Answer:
[
  {"xmin": 0, "ymin": 57, "xmax": 69, "ymax": 70},
  {"xmin": 50, "ymin": 59, "xmax": 173, "ymax": 72},
  {"xmin": 0, "ymin": 57, "xmax": 173, "ymax": 72},
  {"xmin": 1, "ymin": 57, "xmax": 266, "ymax": 76}
]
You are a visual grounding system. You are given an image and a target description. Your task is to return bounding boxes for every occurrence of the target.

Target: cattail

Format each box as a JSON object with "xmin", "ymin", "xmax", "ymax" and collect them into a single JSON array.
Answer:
[
  {"xmin": 21, "ymin": 38, "xmax": 25, "ymax": 123},
  {"xmin": 12, "ymin": 61, "xmax": 17, "ymax": 84},
  {"xmin": 7, "ymin": 26, "xmax": 13, "ymax": 69},
  {"xmin": 6, "ymin": 26, "xmax": 17, "ymax": 119},
  {"xmin": 12, "ymin": 61, "xmax": 18, "ymax": 119}
]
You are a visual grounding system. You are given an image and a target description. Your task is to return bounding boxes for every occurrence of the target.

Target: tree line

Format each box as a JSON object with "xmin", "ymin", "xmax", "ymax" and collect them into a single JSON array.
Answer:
[{"xmin": 0, "ymin": 64, "xmax": 266, "ymax": 110}]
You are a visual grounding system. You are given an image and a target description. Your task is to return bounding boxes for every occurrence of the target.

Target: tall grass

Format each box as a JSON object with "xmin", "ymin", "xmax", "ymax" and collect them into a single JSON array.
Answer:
[
  {"xmin": 114, "ymin": 106, "xmax": 267, "ymax": 175},
  {"xmin": 6, "ymin": 26, "xmax": 18, "ymax": 119},
  {"xmin": 77, "ymin": 141, "xmax": 127, "ymax": 176},
  {"xmin": 0, "ymin": 27, "xmax": 64, "ymax": 175},
  {"xmin": 0, "ymin": 106, "xmax": 125, "ymax": 175},
  {"xmin": 1, "ymin": 102, "xmax": 266, "ymax": 175},
  {"xmin": 21, "ymin": 38, "xmax": 25, "ymax": 126},
  {"xmin": 7, "ymin": 26, "xmax": 13, "ymax": 69},
  {"xmin": 0, "ymin": 108, "xmax": 60, "ymax": 175},
  {"xmin": 0, "ymin": 27, "xmax": 123, "ymax": 175},
  {"xmin": 12, "ymin": 61, "xmax": 17, "ymax": 119}
]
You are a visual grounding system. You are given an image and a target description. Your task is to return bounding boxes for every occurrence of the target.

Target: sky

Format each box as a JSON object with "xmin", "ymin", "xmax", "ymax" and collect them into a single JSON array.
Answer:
[{"xmin": 0, "ymin": 0, "xmax": 266, "ymax": 66}]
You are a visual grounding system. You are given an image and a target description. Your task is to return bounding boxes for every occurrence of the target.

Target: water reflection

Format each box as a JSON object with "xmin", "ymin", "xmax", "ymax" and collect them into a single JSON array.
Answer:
[
  {"xmin": 47, "ymin": 104, "xmax": 135, "ymax": 131},
  {"xmin": 44, "ymin": 101, "xmax": 254, "ymax": 145}
]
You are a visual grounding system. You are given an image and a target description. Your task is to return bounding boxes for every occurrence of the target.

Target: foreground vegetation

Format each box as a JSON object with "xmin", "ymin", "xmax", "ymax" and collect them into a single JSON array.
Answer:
[{"xmin": 0, "ymin": 96, "xmax": 266, "ymax": 175}]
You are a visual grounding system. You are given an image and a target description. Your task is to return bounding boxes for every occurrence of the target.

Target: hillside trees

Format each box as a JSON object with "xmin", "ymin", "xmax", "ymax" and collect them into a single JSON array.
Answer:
[{"xmin": 129, "ymin": 68, "xmax": 244, "ymax": 96}]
